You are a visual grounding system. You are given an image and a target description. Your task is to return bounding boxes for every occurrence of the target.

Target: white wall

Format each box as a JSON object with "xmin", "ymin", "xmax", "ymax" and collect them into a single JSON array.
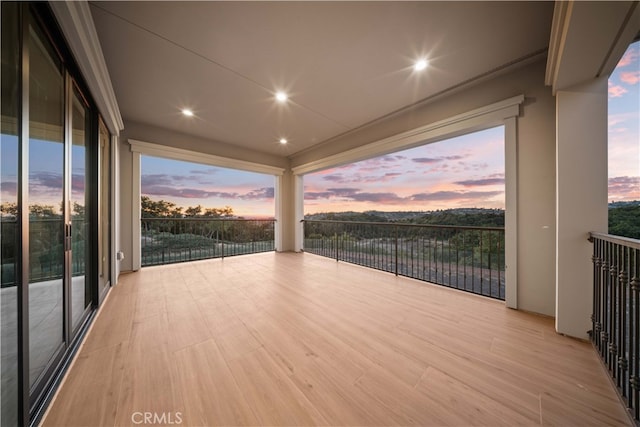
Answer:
[
  {"xmin": 291, "ymin": 60, "xmax": 558, "ymax": 317},
  {"xmin": 555, "ymin": 77, "xmax": 608, "ymax": 338},
  {"xmin": 117, "ymin": 136, "xmax": 134, "ymax": 272}
]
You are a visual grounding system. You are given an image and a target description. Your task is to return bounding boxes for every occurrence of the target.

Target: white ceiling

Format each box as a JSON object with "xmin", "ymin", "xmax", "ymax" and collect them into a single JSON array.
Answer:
[{"xmin": 90, "ymin": 1, "xmax": 554, "ymax": 157}]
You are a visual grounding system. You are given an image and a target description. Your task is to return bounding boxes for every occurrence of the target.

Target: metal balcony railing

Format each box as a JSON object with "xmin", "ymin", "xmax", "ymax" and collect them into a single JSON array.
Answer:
[
  {"xmin": 1, "ymin": 218, "xmax": 86, "ymax": 287},
  {"xmin": 303, "ymin": 220, "xmax": 505, "ymax": 300},
  {"xmin": 590, "ymin": 232, "xmax": 640, "ymax": 422},
  {"xmin": 141, "ymin": 218, "xmax": 275, "ymax": 267}
]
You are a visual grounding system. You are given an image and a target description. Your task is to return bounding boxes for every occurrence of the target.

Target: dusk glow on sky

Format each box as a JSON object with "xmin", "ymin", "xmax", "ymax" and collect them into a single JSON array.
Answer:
[
  {"xmin": 608, "ymin": 41, "xmax": 640, "ymax": 203},
  {"xmin": 141, "ymin": 156, "xmax": 275, "ymax": 218},
  {"xmin": 304, "ymin": 126, "xmax": 505, "ymax": 214}
]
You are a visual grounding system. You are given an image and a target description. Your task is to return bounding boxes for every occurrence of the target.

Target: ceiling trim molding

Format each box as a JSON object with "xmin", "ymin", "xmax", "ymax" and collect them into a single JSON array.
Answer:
[
  {"xmin": 50, "ymin": 0, "xmax": 124, "ymax": 134},
  {"xmin": 128, "ymin": 139, "xmax": 286, "ymax": 176},
  {"xmin": 545, "ymin": 1, "xmax": 571, "ymax": 90},
  {"xmin": 292, "ymin": 95, "xmax": 524, "ymax": 175}
]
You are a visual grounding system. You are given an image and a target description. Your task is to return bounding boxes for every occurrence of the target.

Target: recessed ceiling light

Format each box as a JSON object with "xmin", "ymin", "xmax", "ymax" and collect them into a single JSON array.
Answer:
[
  {"xmin": 279, "ymin": 138, "xmax": 288, "ymax": 144},
  {"xmin": 414, "ymin": 59, "xmax": 429, "ymax": 71},
  {"xmin": 182, "ymin": 108, "xmax": 194, "ymax": 117},
  {"xmin": 275, "ymin": 92, "xmax": 288, "ymax": 103}
]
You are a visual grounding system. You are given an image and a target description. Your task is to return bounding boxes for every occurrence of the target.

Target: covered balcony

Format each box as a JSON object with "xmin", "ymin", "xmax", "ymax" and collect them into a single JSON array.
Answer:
[
  {"xmin": 1, "ymin": 1, "xmax": 639, "ymax": 426},
  {"xmin": 42, "ymin": 252, "xmax": 632, "ymax": 426}
]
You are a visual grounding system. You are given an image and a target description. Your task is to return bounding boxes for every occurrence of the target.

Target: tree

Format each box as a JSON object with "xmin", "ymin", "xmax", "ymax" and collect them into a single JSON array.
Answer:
[
  {"xmin": 141, "ymin": 196, "xmax": 182, "ymax": 218},
  {"xmin": 0, "ymin": 202, "xmax": 17, "ymax": 217},
  {"xmin": 203, "ymin": 206, "xmax": 234, "ymax": 218},
  {"xmin": 185, "ymin": 205, "xmax": 203, "ymax": 217},
  {"xmin": 29, "ymin": 204, "xmax": 57, "ymax": 217},
  {"xmin": 72, "ymin": 202, "xmax": 85, "ymax": 218},
  {"xmin": 141, "ymin": 196, "xmax": 234, "ymax": 219}
]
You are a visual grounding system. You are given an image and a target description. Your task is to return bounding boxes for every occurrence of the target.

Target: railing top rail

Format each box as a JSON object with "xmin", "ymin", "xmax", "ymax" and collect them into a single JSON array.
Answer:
[
  {"xmin": 303, "ymin": 219, "xmax": 504, "ymax": 232},
  {"xmin": 141, "ymin": 217, "xmax": 275, "ymax": 222},
  {"xmin": 589, "ymin": 231, "xmax": 640, "ymax": 250}
]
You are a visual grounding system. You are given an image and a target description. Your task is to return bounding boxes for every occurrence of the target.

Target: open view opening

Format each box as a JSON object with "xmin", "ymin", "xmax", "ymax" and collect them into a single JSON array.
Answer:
[
  {"xmin": 139, "ymin": 155, "xmax": 276, "ymax": 267},
  {"xmin": 302, "ymin": 126, "xmax": 506, "ymax": 299}
]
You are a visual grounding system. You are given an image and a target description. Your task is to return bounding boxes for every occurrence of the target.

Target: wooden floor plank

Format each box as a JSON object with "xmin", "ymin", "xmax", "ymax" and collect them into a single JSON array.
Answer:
[
  {"xmin": 42, "ymin": 252, "xmax": 633, "ymax": 427},
  {"xmin": 171, "ymin": 339, "xmax": 258, "ymax": 426}
]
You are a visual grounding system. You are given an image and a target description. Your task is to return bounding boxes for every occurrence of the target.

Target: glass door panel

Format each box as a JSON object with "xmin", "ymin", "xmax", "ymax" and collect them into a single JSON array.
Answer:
[
  {"xmin": 28, "ymin": 20, "xmax": 65, "ymax": 389},
  {"xmin": 98, "ymin": 120, "xmax": 110, "ymax": 300},
  {"xmin": 1, "ymin": 2, "xmax": 20, "ymax": 425},
  {"xmin": 70, "ymin": 89, "xmax": 90, "ymax": 332}
]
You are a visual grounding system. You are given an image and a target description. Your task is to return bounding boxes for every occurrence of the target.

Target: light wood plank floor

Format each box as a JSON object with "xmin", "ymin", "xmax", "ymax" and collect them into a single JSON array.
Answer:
[{"xmin": 42, "ymin": 252, "xmax": 632, "ymax": 426}]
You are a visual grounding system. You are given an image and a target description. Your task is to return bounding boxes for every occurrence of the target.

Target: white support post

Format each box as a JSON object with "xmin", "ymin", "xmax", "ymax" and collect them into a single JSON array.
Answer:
[
  {"xmin": 555, "ymin": 77, "xmax": 608, "ymax": 339},
  {"xmin": 131, "ymin": 150, "xmax": 141, "ymax": 271},
  {"xmin": 294, "ymin": 174, "xmax": 304, "ymax": 252},
  {"xmin": 504, "ymin": 117, "xmax": 518, "ymax": 308},
  {"xmin": 274, "ymin": 174, "xmax": 283, "ymax": 251}
]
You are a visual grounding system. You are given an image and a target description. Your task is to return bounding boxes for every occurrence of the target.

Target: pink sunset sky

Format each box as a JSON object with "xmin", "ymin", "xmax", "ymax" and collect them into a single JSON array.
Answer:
[{"xmin": 304, "ymin": 126, "xmax": 505, "ymax": 214}]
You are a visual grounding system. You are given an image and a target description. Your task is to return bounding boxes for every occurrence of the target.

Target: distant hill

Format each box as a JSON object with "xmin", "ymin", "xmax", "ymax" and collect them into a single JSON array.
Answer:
[
  {"xmin": 608, "ymin": 201, "xmax": 640, "ymax": 239},
  {"xmin": 305, "ymin": 208, "xmax": 504, "ymax": 227},
  {"xmin": 410, "ymin": 208, "xmax": 504, "ymax": 227},
  {"xmin": 305, "ymin": 202, "xmax": 639, "ymax": 239}
]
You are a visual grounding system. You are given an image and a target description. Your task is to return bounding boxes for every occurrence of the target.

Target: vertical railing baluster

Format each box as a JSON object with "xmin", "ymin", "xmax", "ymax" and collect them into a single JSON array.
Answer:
[
  {"xmin": 619, "ymin": 245, "xmax": 628, "ymax": 397},
  {"xmin": 629, "ymin": 249, "xmax": 640, "ymax": 420},
  {"xmin": 395, "ymin": 225, "xmax": 398, "ymax": 276},
  {"xmin": 589, "ymin": 234, "xmax": 640, "ymax": 423}
]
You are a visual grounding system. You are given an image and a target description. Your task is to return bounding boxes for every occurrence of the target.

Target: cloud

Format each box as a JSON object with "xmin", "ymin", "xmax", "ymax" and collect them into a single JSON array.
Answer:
[
  {"xmin": 620, "ymin": 71, "xmax": 640, "ymax": 85},
  {"xmin": 143, "ymin": 185, "xmax": 238, "ymax": 199},
  {"xmin": 240, "ymin": 187, "xmax": 274, "ymax": 200},
  {"xmin": 30, "ymin": 172, "xmax": 62, "ymax": 189},
  {"xmin": 190, "ymin": 168, "xmax": 218, "ymax": 175},
  {"xmin": 410, "ymin": 190, "xmax": 503, "ymax": 202},
  {"xmin": 455, "ymin": 178, "xmax": 505, "ymax": 187},
  {"xmin": 349, "ymin": 192, "xmax": 404, "ymax": 204},
  {"xmin": 608, "ymin": 176, "xmax": 640, "ymax": 197},
  {"xmin": 142, "ymin": 174, "xmax": 172, "ymax": 186},
  {"xmin": 617, "ymin": 48, "xmax": 639, "ymax": 67},
  {"xmin": 71, "ymin": 174, "xmax": 85, "ymax": 193},
  {"xmin": 304, "ymin": 187, "xmax": 402, "ymax": 204},
  {"xmin": 0, "ymin": 181, "xmax": 17, "ymax": 196},
  {"xmin": 141, "ymin": 173, "xmax": 218, "ymax": 189},
  {"xmin": 323, "ymin": 174, "xmax": 346, "ymax": 182},
  {"xmin": 326, "ymin": 188, "xmax": 360, "ymax": 197},
  {"xmin": 608, "ymin": 82, "xmax": 628, "ymax": 98},
  {"xmin": 304, "ymin": 191, "xmax": 336, "ymax": 200},
  {"xmin": 412, "ymin": 155, "xmax": 465, "ymax": 164}
]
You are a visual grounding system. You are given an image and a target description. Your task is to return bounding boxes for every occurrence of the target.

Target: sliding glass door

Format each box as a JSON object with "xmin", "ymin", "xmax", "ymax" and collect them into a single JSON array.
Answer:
[
  {"xmin": 1, "ymin": 2, "xmax": 21, "ymax": 425},
  {"xmin": 70, "ymin": 88, "xmax": 91, "ymax": 334},
  {"xmin": 27, "ymin": 16, "xmax": 66, "ymax": 393},
  {"xmin": 0, "ymin": 4, "xmax": 106, "ymax": 424}
]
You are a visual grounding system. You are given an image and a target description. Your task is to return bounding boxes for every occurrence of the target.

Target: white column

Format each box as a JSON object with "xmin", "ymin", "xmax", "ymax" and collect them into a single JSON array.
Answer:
[
  {"xmin": 294, "ymin": 174, "xmax": 304, "ymax": 252},
  {"xmin": 275, "ymin": 170, "xmax": 303, "ymax": 252},
  {"xmin": 504, "ymin": 117, "xmax": 518, "ymax": 309},
  {"xmin": 131, "ymin": 150, "xmax": 141, "ymax": 271},
  {"xmin": 555, "ymin": 77, "xmax": 608, "ymax": 339},
  {"xmin": 274, "ymin": 174, "xmax": 283, "ymax": 251}
]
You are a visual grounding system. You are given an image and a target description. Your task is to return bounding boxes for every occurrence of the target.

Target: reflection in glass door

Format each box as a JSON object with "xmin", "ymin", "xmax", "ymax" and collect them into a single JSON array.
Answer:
[
  {"xmin": 70, "ymin": 89, "xmax": 90, "ymax": 332},
  {"xmin": 28, "ymin": 18, "xmax": 65, "ymax": 390},
  {"xmin": 1, "ymin": 2, "xmax": 20, "ymax": 425},
  {"xmin": 98, "ymin": 120, "xmax": 111, "ymax": 301}
]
